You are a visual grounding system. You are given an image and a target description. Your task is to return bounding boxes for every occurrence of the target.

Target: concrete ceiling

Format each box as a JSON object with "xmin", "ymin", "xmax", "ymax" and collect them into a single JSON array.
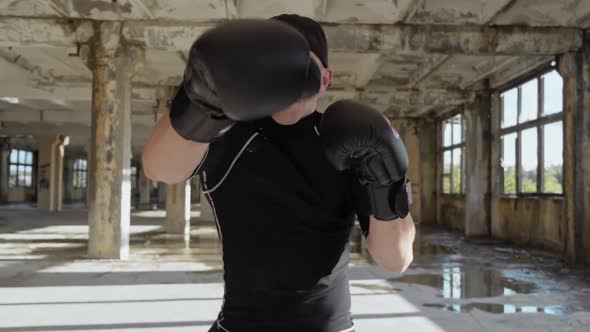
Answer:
[{"xmin": 0, "ymin": 0, "xmax": 586, "ymax": 150}]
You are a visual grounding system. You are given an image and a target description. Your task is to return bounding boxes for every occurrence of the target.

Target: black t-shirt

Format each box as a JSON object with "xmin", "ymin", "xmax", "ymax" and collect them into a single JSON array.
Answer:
[{"xmin": 197, "ymin": 111, "xmax": 370, "ymax": 332}]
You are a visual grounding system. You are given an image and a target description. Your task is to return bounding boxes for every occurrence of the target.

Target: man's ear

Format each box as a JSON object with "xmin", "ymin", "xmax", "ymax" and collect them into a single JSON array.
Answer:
[{"xmin": 320, "ymin": 67, "xmax": 333, "ymax": 92}]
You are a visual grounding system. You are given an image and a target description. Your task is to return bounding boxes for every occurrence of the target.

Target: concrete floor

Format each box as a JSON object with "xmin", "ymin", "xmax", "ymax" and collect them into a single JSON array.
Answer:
[{"xmin": 0, "ymin": 206, "xmax": 589, "ymax": 332}]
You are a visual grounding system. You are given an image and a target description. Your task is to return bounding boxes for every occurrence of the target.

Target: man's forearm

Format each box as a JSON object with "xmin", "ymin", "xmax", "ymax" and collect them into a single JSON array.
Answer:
[
  {"xmin": 366, "ymin": 213, "xmax": 415, "ymax": 273},
  {"xmin": 142, "ymin": 112, "xmax": 209, "ymax": 184}
]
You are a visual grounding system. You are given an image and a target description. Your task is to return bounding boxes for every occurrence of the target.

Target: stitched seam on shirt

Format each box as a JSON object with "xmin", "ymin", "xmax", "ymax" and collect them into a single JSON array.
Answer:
[{"xmin": 203, "ymin": 132, "xmax": 258, "ymax": 194}]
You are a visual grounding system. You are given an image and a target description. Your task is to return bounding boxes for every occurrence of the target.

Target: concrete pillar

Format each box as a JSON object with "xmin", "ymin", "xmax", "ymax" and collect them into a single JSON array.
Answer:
[
  {"xmin": 138, "ymin": 166, "xmax": 151, "ymax": 209},
  {"xmin": 417, "ymin": 121, "xmax": 437, "ymax": 224},
  {"xmin": 37, "ymin": 138, "xmax": 52, "ymax": 209},
  {"xmin": 36, "ymin": 135, "xmax": 68, "ymax": 211},
  {"xmin": 51, "ymin": 136, "xmax": 68, "ymax": 211},
  {"xmin": 166, "ymin": 181, "xmax": 191, "ymax": 234},
  {"xmin": 559, "ymin": 49, "xmax": 590, "ymax": 264},
  {"xmin": 64, "ymin": 158, "xmax": 74, "ymax": 203},
  {"xmin": 86, "ymin": 21, "xmax": 144, "ymax": 259},
  {"xmin": 464, "ymin": 91, "xmax": 492, "ymax": 237},
  {"xmin": 0, "ymin": 143, "xmax": 9, "ymax": 201},
  {"xmin": 158, "ymin": 182, "xmax": 166, "ymax": 208},
  {"xmin": 396, "ymin": 120, "xmax": 421, "ymax": 222}
]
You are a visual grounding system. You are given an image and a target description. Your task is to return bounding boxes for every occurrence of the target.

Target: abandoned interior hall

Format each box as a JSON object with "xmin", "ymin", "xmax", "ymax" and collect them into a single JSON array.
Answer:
[{"xmin": 0, "ymin": 1, "xmax": 589, "ymax": 331}]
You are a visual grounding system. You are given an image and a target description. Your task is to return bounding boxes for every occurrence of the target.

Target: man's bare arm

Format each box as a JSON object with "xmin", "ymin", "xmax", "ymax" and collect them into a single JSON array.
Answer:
[
  {"xmin": 141, "ymin": 112, "xmax": 208, "ymax": 184},
  {"xmin": 366, "ymin": 213, "xmax": 416, "ymax": 273}
]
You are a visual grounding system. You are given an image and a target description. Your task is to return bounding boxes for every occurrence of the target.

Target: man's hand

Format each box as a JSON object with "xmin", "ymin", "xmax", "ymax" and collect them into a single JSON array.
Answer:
[{"xmin": 319, "ymin": 99, "xmax": 415, "ymax": 273}]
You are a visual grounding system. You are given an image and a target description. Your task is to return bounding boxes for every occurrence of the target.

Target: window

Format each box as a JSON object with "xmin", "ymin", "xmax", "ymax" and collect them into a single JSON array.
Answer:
[
  {"xmin": 441, "ymin": 114, "xmax": 464, "ymax": 194},
  {"xmin": 72, "ymin": 159, "xmax": 87, "ymax": 189},
  {"xmin": 9, "ymin": 149, "xmax": 33, "ymax": 188},
  {"xmin": 499, "ymin": 69, "xmax": 564, "ymax": 195}
]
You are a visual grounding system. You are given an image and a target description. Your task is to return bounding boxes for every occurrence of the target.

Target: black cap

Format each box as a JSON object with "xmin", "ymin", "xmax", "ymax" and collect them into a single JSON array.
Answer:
[{"xmin": 270, "ymin": 14, "xmax": 328, "ymax": 68}]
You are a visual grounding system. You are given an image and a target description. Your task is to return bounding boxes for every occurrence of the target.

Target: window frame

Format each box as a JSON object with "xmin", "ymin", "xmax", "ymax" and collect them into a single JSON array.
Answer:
[
  {"xmin": 9, "ymin": 149, "xmax": 34, "ymax": 188},
  {"xmin": 498, "ymin": 64, "xmax": 564, "ymax": 198},
  {"xmin": 72, "ymin": 159, "xmax": 88, "ymax": 189},
  {"xmin": 440, "ymin": 113, "xmax": 465, "ymax": 195}
]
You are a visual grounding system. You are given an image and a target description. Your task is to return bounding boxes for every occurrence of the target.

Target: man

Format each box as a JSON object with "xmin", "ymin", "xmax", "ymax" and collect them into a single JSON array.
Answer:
[{"xmin": 142, "ymin": 14, "xmax": 415, "ymax": 332}]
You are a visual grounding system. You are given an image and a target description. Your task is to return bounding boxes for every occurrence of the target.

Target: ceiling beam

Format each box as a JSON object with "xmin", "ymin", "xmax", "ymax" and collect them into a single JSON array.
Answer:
[
  {"xmin": 0, "ymin": 109, "xmax": 156, "ymax": 127},
  {"xmin": 407, "ymin": 54, "xmax": 450, "ymax": 88},
  {"xmin": 488, "ymin": 56, "xmax": 554, "ymax": 88},
  {"xmin": 0, "ymin": 18, "xmax": 93, "ymax": 48},
  {"xmin": 459, "ymin": 56, "xmax": 521, "ymax": 90},
  {"xmin": 400, "ymin": 0, "xmax": 424, "ymax": 22},
  {"xmin": 0, "ymin": 18, "xmax": 582, "ymax": 56},
  {"xmin": 320, "ymin": 88, "xmax": 475, "ymax": 114},
  {"xmin": 325, "ymin": 24, "xmax": 583, "ymax": 55}
]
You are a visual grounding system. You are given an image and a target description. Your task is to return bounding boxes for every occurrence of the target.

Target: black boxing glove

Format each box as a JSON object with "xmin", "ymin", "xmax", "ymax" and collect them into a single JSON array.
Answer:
[
  {"xmin": 320, "ymin": 100, "xmax": 412, "ymax": 221},
  {"xmin": 170, "ymin": 19, "xmax": 322, "ymax": 142}
]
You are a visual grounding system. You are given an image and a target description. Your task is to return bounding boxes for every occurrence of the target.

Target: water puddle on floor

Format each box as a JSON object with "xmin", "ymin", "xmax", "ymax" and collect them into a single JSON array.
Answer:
[
  {"xmin": 422, "ymin": 302, "xmax": 573, "ymax": 316},
  {"xmin": 389, "ymin": 238, "xmax": 579, "ymax": 317},
  {"xmin": 391, "ymin": 264, "xmax": 539, "ymax": 299}
]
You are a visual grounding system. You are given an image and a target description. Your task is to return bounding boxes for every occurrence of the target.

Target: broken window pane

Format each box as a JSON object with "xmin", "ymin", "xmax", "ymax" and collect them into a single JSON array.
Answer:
[
  {"xmin": 10, "ymin": 150, "xmax": 17, "ymax": 164},
  {"xmin": 9, "ymin": 165, "xmax": 17, "ymax": 188},
  {"xmin": 452, "ymin": 148, "xmax": 462, "ymax": 193},
  {"xmin": 452, "ymin": 115, "xmax": 462, "ymax": 145},
  {"xmin": 543, "ymin": 121, "xmax": 563, "ymax": 194},
  {"xmin": 502, "ymin": 133, "xmax": 517, "ymax": 194},
  {"xmin": 543, "ymin": 70, "xmax": 563, "ymax": 116},
  {"xmin": 17, "ymin": 165, "xmax": 25, "ymax": 186},
  {"xmin": 443, "ymin": 175, "xmax": 450, "ymax": 194},
  {"xmin": 443, "ymin": 121, "xmax": 452, "ymax": 147},
  {"xmin": 24, "ymin": 166, "xmax": 32, "ymax": 187},
  {"xmin": 443, "ymin": 150, "xmax": 452, "ymax": 194},
  {"xmin": 18, "ymin": 150, "xmax": 25, "ymax": 164},
  {"xmin": 443, "ymin": 150, "xmax": 451, "ymax": 174},
  {"xmin": 502, "ymin": 88, "xmax": 518, "ymax": 128},
  {"xmin": 73, "ymin": 159, "xmax": 88, "ymax": 189},
  {"xmin": 520, "ymin": 79, "xmax": 538, "ymax": 124},
  {"xmin": 520, "ymin": 128, "xmax": 538, "ymax": 193}
]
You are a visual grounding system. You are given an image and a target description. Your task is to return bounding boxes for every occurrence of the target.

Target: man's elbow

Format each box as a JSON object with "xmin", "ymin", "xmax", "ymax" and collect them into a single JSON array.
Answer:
[
  {"xmin": 381, "ymin": 249, "xmax": 413, "ymax": 273},
  {"xmin": 141, "ymin": 150, "xmax": 157, "ymax": 182},
  {"xmin": 370, "ymin": 244, "xmax": 414, "ymax": 274}
]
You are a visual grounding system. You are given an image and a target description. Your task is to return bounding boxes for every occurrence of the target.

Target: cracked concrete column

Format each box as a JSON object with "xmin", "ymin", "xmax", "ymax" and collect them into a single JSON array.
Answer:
[
  {"xmin": 157, "ymin": 182, "xmax": 166, "ymax": 208},
  {"xmin": 396, "ymin": 120, "xmax": 421, "ymax": 222},
  {"xmin": 417, "ymin": 121, "xmax": 437, "ymax": 224},
  {"xmin": 153, "ymin": 86, "xmax": 193, "ymax": 233},
  {"xmin": 166, "ymin": 181, "xmax": 191, "ymax": 234},
  {"xmin": 51, "ymin": 136, "xmax": 68, "ymax": 211},
  {"xmin": 36, "ymin": 135, "xmax": 68, "ymax": 211},
  {"xmin": 64, "ymin": 158, "xmax": 74, "ymax": 204},
  {"xmin": 559, "ymin": 48, "xmax": 590, "ymax": 264},
  {"xmin": 464, "ymin": 91, "xmax": 492, "ymax": 237},
  {"xmin": 86, "ymin": 21, "xmax": 144, "ymax": 259}
]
